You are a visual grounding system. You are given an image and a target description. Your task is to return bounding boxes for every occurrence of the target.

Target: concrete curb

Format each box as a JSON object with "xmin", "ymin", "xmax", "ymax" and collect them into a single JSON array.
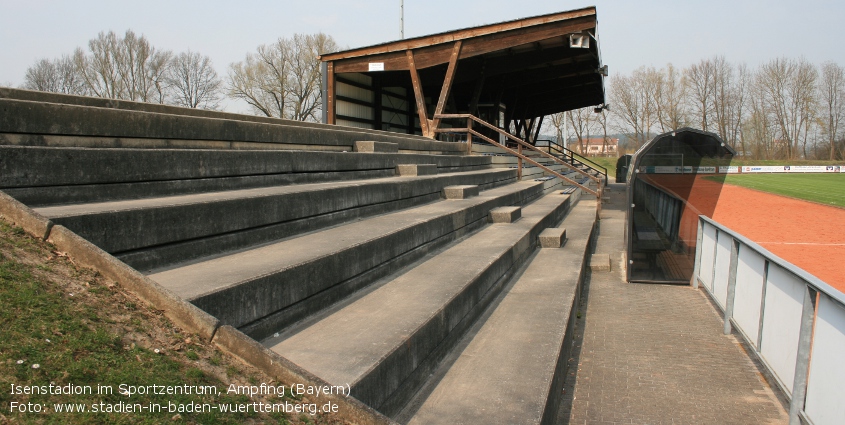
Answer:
[
  {"xmin": 45, "ymin": 224, "xmax": 220, "ymax": 342},
  {"xmin": 213, "ymin": 325, "xmax": 396, "ymax": 425},
  {"xmin": 0, "ymin": 190, "xmax": 53, "ymax": 240}
]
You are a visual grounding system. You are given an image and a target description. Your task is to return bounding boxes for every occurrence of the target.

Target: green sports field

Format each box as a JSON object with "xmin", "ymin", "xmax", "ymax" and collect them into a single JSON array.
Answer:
[{"xmin": 704, "ymin": 173, "xmax": 845, "ymax": 208}]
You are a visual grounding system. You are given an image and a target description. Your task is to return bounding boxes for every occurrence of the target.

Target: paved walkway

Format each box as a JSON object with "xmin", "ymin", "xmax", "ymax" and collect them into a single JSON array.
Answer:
[{"xmin": 558, "ymin": 183, "xmax": 788, "ymax": 425}]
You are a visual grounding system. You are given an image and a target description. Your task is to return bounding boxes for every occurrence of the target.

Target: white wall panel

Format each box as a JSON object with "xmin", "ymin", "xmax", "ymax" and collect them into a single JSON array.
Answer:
[
  {"xmin": 342, "ymin": 72, "xmax": 372, "ymax": 85},
  {"xmin": 337, "ymin": 101, "xmax": 373, "ymax": 121},
  {"xmin": 335, "ymin": 119, "xmax": 371, "ymax": 129},
  {"xmin": 699, "ymin": 222, "xmax": 717, "ymax": 291},
  {"xmin": 804, "ymin": 296, "xmax": 845, "ymax": 424},
  {"xmin": 337, "ymin": 82, "xmax": 374, "ymax": 103},
  {"xmin": 732, "ymin": 247, "xmax": 766, "ymax": 347},
  {"xmin": 712, "ymin": 230, "xmax": 732, "ymax": 308},
  {"xmin": 759, "ymin": 264, "xmax": 805, "ymax": 392}
]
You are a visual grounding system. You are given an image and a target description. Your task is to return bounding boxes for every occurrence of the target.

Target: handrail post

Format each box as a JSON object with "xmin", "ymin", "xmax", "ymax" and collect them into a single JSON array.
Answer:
[
  {"xmin": 466, "ymin": 117, "xmax": 473, "ymax": 155},
  {"xmin": 431, "ymin": 113, "xmax": 601, "ymax": 197},
  {"xmin": 517, "ymin": 143, "xmax": 523, "ymax": 180}
]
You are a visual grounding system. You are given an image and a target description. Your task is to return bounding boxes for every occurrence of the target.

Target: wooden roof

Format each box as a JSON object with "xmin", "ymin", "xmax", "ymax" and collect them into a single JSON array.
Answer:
[{"xmin": 321, "ymin": 7, "xmax": 605, "ymax": 121}]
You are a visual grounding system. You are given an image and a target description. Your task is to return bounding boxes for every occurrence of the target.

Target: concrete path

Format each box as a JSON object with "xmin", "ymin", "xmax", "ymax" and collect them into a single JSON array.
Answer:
[{"xmin": 559, "ymin": 183, "xmax": 788, "ymax": 425}]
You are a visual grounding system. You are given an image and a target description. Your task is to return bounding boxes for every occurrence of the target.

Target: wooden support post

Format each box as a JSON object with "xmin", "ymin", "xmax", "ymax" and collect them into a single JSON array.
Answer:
[
  {"xmin": 406, "ymin": 50, "xmax": 431, "ymax": 137},
  {"xmin": 326, "ymin": 62, "xmax": 336, "ymax": 125},
  {"xmin": 431, "ymin": 41, "xmax": 463, "ymax": 133}
]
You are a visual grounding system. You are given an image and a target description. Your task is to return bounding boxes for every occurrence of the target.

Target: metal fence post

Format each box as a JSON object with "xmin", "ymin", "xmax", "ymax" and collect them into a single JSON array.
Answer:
[
  {"xmin": 788, "ymin": 286, "xmax": 818, "ymax": 425},
  {"xmin": 692, "ymin": 218, "xmax": 704, "ymax": 289}
]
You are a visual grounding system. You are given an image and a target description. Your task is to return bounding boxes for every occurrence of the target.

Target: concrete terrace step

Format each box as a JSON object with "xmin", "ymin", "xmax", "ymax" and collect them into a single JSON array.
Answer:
[
  {"xmin": 1, "ymin": 146, "xmax": 493, "ymax": 206},
  {"xmin": 404, "ymin": 197, "xmax": 597, "ymax": 425},
  {"xmin": 35, "ymin": 168, "xmax": 517, "ymax": 271},
  {"xmin": 148, "ymin": 180, "xmax": 548, "ymax": 339},
  {"xmin": 266, "ymin": 190, "xmax": 578, "ymax": 416}
]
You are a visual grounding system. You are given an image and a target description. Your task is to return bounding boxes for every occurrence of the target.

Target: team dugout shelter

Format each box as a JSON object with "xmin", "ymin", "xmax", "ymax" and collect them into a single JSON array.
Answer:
[
  {"xmin": 626, "ymin": 128, "xmax": 735, "ymax": 284},
  {"xmin": 319, "ymin": 6, "xmax": 607, "ymax": 141}
]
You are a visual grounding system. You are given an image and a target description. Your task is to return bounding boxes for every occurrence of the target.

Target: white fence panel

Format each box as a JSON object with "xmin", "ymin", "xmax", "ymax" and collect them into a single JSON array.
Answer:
[
  {"xmin": 804, "ymin": 295, "xmax": 845, "ymax": 424},
  {"xmin": 759, "ymin": 264, "xmax": 805, "ymax": 392},
  {"xmin": 712, "ymin": 230, "xmax": 732, "ymax": 308},
  {"xmin": 698, "ymin": 222, "xmax": 717, "ymax": 291},
  {"xmin": 733, "ymin": 247, "xmax": 767, "ymax": 347}
]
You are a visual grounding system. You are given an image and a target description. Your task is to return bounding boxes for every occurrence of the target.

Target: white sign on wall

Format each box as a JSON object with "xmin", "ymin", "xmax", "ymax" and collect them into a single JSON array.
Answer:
[{"xmin": 368, "ymin": 63, "xmax": 385, "ymax": 72}]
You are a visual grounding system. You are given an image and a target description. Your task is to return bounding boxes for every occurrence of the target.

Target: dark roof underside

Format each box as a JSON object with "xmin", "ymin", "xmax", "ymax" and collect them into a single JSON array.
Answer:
[{"xmin": 323, "ymin": 7, "xmax": 605, "ymax": 120}]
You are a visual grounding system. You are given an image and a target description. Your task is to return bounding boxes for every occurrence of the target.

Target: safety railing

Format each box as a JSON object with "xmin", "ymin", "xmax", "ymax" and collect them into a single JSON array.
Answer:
[
  {"xmin": 537, "ymin": 139, "xmax": 608, "ymax": 186},
  {"xmin": 433, "ymin": 113, "xmax": 604, "ymax": 216},
  {"xmin": 693, "ymin": 215, "xmax": 845, "ymax": 425}
]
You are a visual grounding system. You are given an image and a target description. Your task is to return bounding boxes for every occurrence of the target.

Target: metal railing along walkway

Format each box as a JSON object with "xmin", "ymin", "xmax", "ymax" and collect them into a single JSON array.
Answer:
[{"xmin": 694, "ymin": 215, "xmax": 845, "ymax": 425}]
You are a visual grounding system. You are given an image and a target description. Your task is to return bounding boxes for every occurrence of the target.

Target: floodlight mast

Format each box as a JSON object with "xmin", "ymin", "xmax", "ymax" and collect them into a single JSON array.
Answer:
[{"xmin": 400, "ymin": 0, "xmax": 404, "ymax": 39}]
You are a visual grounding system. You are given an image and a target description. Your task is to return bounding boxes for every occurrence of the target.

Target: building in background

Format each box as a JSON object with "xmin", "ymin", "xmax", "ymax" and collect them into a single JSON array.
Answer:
[{"xmin": 571, "ymin": 137, "xmax": 618, "ymax": 157}]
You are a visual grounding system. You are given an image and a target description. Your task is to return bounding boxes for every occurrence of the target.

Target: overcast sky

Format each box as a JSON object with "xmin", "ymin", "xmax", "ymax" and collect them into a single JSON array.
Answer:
[{"xmin": 2, "ymin": 0, "xmax": 843, "ymax": 113}]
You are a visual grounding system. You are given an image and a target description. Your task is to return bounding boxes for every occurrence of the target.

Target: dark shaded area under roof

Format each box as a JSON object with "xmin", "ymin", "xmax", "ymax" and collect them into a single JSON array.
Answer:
[{"xmin": 320, "ymin": 7, "xmax": 606, "ymax": 137}]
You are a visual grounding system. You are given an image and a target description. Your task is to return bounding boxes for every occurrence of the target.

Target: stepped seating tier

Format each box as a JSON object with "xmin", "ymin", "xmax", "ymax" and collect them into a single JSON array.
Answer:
[
  {"xmin": 0, "ymin": 146, "xmax": 491, "ymax": 206},
  {"xmin": 34, "ymin": 167, "xmax": 518, "ymax": 272},
  {"xmin": 268, "ymin": 189, "xmax": 581, "ymax": 415},
  {"xmin": 405, "ymin": 198, "xmax": 596, "ymax": 424},
  {"xmin": 1, "ymin": 91, "xmax": 599, "ymax": 424},
  {"xmin": 149, "ymin": 180, "xmax": 548, "ymax": 339}
]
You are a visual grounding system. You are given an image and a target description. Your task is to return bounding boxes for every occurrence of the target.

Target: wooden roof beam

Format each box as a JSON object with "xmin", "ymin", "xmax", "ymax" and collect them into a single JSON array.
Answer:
[
  {"xmin": 320, "ymin": 7, "xmax": 596, "ymax": 61},
  {"xmin": 331, "ymin": 16, "xmax": 596, "ymax": 73},
  {"xmin": 431, "ymin": 41, "xmax": 463, "ymax": 132}
]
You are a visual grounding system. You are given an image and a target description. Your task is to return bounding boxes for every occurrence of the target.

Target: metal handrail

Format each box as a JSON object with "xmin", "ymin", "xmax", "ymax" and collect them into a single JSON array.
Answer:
[
  {"xmin": 694, "ymin": 215, "xmax": 845, "ymax": 425},
  {"xmin": 433, "ymin": 113, "xmax": 603, "ymax": 215},
  {"xmin": 538, "ymin": 139, "xmax": 608, "ymax": 186}
]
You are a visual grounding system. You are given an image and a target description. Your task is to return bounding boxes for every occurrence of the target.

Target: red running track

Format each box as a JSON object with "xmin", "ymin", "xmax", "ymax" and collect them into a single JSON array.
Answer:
[{"xmin": 709, "ymin": 181, "xmax": 845, "ymax": 293}]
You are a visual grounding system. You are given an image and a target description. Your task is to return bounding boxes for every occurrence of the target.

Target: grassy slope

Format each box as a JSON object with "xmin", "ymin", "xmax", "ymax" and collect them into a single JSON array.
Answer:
[
  {"xmin": 704, "ymin": 174, "xmax": 845, "ymax": 207},
  {"xmin": 0, "ymin": 220, "xmax": 339, "ymax": 425}
]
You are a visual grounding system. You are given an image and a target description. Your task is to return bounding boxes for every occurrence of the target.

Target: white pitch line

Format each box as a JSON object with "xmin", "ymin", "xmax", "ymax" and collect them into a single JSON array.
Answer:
[{"xmin": 757, "ymin": 242, "xmax": 845, "ymax": 246}]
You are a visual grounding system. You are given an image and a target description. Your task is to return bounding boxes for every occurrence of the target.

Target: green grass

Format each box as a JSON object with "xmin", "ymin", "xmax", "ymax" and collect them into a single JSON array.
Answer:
[
  {"xmin": 579, "ymin": 156, "xmax": 617, "ymax": 178},
  {"xmin": 0, "ymin": 220, "xmax": 310, "ymax": 424},
  {"xmin": 704, "ymin": 173, "xmax": 845, "ymax": 207},
  {"xmin": 729, "ymin": 159, "xmax": 842, "ymax": 166}
]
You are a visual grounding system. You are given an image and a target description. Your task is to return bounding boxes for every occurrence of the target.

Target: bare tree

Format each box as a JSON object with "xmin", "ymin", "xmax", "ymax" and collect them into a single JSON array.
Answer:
[
  {"xmin": 287, "ymin": 33, "xmax": 339, "ymax": 121},
  {"xmin": 545, "ymin": 112, "xmax": 566, "ymax": 146},
  {"xmin": 709, "ymin": 57, "xmax": 749, "ymax": 153},
  {"xmin": 166, "ymin": 51, "xmax": 221, "ymax": 109},
  {"xmin": 23, "ymin": 55, "xmax": 88, "ymax": 95},
  {"xmin": 757, "ymin": 57, "xmax": 818, "ymax": 159},
  {"xmin": 75, "ymin": 30, "xmax": 172, "ymax": 102},
  {"xmin": 228, "ymin": 32, "xmax": 339, "ymax": 121},
  {"xmin": 595, "ymin": 107, "xmax": 611, "ymax": 156},
  {"xmin": 685, "ymin": 59, "xmax": 716, "ymax": 132},
  {"xmin": 656, "ymin": 63, "xmax": 687, "ymax": 132},
  {"xmin": 818, "ymin": 62, "xmax": 845, "ymax": 159},
  {"xmin": 608, "ymin": 67, "xmax": 659, "ymax": 149},
  {"xmin": 567, "ymin": 107, "xmax": 593, "ymax": 155}
]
